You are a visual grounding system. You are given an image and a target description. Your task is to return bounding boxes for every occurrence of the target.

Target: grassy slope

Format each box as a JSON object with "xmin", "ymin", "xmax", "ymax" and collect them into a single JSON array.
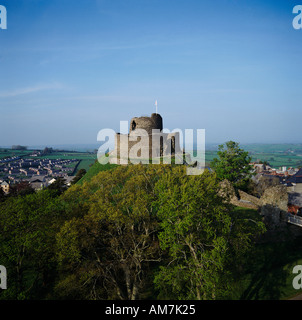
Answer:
[
  {"xmin": 77, "ymin": 160, "xmax": 117, "ymax": 184},
  {"xmin": 230, "ymin": 207, "xmax": 302, "ymax": 300},
  {"xmin": 233, "ymin": 240, "xmax": 302, "ymax": 300},
  {"xmin": 75, "ymin": 159, "xmax": 96, "ymax": 173}
]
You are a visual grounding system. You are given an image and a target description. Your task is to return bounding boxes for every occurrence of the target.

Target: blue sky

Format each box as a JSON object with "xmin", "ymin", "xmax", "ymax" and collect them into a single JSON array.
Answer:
[{"xmin": 0, "ymin": 0, "xmax": 301, "ymax": 147}]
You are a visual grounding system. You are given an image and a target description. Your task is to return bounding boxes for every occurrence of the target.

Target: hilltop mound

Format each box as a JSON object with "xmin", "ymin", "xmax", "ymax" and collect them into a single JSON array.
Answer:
[{"xmin": 77, "ymin": 159, "xmax": 117, "ymax": 184}]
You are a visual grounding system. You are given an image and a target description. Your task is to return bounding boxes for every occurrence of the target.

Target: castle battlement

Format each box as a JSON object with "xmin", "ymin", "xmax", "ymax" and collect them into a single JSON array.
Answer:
[{"xmin": 110, "ymin": 113, "xmax": 182, "ymax": 164}]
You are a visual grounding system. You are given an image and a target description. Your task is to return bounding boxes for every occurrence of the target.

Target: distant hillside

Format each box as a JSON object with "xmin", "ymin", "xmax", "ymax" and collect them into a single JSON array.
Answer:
[{"xmin": 241, "ymin": 143, "xmax": 302, "ymax": 153}]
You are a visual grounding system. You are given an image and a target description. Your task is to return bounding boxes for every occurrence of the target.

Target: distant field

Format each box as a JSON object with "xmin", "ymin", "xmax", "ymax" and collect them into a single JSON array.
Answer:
[
  {"xmin": 36, "ymin": 152, "xmax": 97, "ymax": 174},
  {"xmin": 242, "ymin": 144, "xmax": 302, "ymax": 168},
  {"xmin": 0, "ymin": 149, "xmax": 32, "ymax": 159},
  {"xmin": 204, "ymin": 144, "xmax": 302, "ymax": 168},
  {"xmin": 242, "ymin": 143, "xmax": 302, "ymax": 153},
  {"xmin": 1, "ymin": 143, "xmax": 302, "ymax": 171}
]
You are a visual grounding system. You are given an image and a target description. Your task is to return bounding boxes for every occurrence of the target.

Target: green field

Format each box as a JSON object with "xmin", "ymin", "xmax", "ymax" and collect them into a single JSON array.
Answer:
[
  {"xmin": 204, "ymin": 151, "xmax": 302, "ymax": 168},
  {"xmin": 242, "ymin": 143, "xmax": 302, "ymax": 153},
  {"xmin": 36, "ymin": 152, "xmax": 96, "ymax": 173},
  {"xmin": 204, "ymin": 143, "xmax": 302, "ymax": 168},
  {"xmin": 0, "ymin": 149, "xmax": 32, "ymax": 159}
]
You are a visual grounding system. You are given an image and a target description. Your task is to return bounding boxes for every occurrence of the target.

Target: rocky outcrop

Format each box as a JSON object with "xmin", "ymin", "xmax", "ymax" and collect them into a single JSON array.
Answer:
[
  {"xmin": 238, "ymin": 190, "xmax": 261, "ymax": 208},
  {"xmin": 218, "ymin": 180, "xmax": 259, "ymax": 209},
  {"xmin": 218, "ymin": 179, "xmax": 237, "ymax": 201},
  {"xmin": 260, "ymin": 185, "xmax": 288, "ymax": 211},
  {"xmin": 218, "ymin": 179, "xmax": 243, "ymax": 207},
  {"xmin": 260, "ymin": 185, "xmax": 288, "ymax": 229},
  {"xmin": 219, "ymin": 179, "xmax": 302, "ymax": 240},
  {"xmin": 219, "ymin": 180, "xmax": 289, "ymax": 227}
]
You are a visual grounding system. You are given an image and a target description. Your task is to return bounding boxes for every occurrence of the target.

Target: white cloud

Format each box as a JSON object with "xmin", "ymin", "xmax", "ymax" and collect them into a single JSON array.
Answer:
[{"xmin": 0, "ymin": 82, "xmax": 64, "ymax": 98}]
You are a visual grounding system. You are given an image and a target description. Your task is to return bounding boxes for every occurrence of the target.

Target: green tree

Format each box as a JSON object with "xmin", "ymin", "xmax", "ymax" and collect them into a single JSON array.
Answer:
[
  {"xmin": 55, "ymin": 165, "xmax": 165, "ymax": 300},
  {"xmin": 71, "ymin": 168, "xmax": 87, "ymax": 185},
  {"xmin": 55, "ymin": 164, "xmax": 265, "ymax": 300},
  {"xmin": 0, "ymin": 187, "xmax": 6, "ymax": 203},
  {"xmin": 211, "ymin": 141, "xmax": 253, "ymax": 190},
  {"xmin": 153, "ymin": 167, "xmax": 265, "ymax": 300},
  {"xmin": 8, "ymin": 181, "xmax": 35, "ymax": 197},
  {"xmin": 47, "ymin": 177, "xmax": 68, "ymax": 195},
  {"xmin": 0, "ymin": 187, "xmax": 5, "ymax": 202},
  {"xmin": 0, "ymin": 189, "xmax": 64, "ymax": 299}
]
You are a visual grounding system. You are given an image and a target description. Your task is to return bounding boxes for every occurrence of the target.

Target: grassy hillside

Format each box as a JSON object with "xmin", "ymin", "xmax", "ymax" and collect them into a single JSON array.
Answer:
[
  {"xmin": 230, "ymin": 207, "xmax": 302, "ymax": 300},
  {"xmin": 234, "ymin": 238, "xmax": 302, "ymax": 300},
  {"xmin": 77, "ymin": 159, "xmax": 117, "ymax": 184}
]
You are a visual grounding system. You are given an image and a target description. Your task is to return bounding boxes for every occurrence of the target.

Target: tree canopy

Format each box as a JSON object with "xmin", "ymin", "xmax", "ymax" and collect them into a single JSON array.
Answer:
[
  {"xmin": 0, "ymin": 163, "xmax": 265, "ymax": 300},
  {"xmin": 211, "ymin": 141, "xmax": 253, "ymax": 190}
]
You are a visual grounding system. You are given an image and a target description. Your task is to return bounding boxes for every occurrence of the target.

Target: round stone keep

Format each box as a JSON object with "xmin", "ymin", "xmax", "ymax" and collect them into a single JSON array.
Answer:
[{"xmin": 130, "ymin": 113, "xmax": 163, "ymax": 135}]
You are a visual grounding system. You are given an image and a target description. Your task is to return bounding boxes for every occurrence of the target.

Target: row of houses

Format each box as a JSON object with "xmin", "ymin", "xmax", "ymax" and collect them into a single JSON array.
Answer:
[
  {"xmin": 285, "ymin": 169, "xmax": 302, "ymax": 193},
  {"xmin": 0, "ymin": 157, "xmax": 79, "ymax": 184},
  {"xmin": 0, "ymin": 156, "xmax": 80, "ymax": 194},
  {"xmin": 0, "ymin": 156, "xmax": 21, "ymax": 164},
  {"xmin": 251, "ymin": 163, "xmax": 302, "ymax": 217},
  {"xmin": 0, "ymin": 175, "xmax": 76, "ymax": 194},
  {"xmin": 252, "ymin": 164, "xmax": 302, "ymax": 193},
  {"xmin": 28, "ymin": 175, "xmax": 76, "ymax": 191}
]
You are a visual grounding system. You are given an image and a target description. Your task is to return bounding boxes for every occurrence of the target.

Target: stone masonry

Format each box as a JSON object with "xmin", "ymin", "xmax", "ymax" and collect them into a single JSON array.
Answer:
[{"xmin": 110, "ymin": 113, "xmax": 183, "ymax": 164}]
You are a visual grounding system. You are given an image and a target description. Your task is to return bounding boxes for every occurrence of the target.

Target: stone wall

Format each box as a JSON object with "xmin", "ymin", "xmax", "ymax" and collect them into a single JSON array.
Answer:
[
  {"xmin": 219, "ymin": 180, "xmax": 302, "ymax": 240},
  {"xmin": 110, "ymin": 113, "xmax": 182, "ymax": 164},
  {"xmin": 260, "ymin": 185, "xmax": 288, "ymax": 229},
  {"xmin": 238, "ymin": 190, "xmax": 261, "ymax": 208},
  {"xmin": 129, "ymin": 113, "xmax": 163, "ymax": 135},
  {"xmin": 218, "ymin": 180, "xmax": 259, "ymax": 209},
  {"xmin": 260, "ymin": 185, "xmax": 288, "ymax": 211}
]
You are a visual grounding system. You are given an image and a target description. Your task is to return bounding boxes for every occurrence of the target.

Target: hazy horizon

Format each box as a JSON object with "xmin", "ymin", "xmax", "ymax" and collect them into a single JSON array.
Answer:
[{"xmin": 1, "ymin": 142, "xmax": 302, "ymax": 153}]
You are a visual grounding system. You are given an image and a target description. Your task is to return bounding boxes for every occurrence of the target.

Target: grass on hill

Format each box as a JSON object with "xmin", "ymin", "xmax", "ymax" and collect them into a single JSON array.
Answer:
[
  {"xmin": 77, "ymin": 154, "xmax": 187, "ymax": 184},
  {"xmin": 229, "ymin": 206, "xmax": 302, "ymax": 300},
  {"xmin": 231, "ymin": 239, "xmax": 302, "ymax": 300},
  {"xmin": 77, "ymin": 159, "xmax": 117, "ymax": 184}
]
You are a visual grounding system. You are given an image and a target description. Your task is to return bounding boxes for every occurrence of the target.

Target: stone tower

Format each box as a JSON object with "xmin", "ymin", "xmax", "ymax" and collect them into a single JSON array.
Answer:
[
  {"xmin": 129, "ymin": 113, "xmax": 163, "ymax": 135},
  {"xmin": 110, "ymin": 113, "xmax": 182, "ymax": 164}
]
